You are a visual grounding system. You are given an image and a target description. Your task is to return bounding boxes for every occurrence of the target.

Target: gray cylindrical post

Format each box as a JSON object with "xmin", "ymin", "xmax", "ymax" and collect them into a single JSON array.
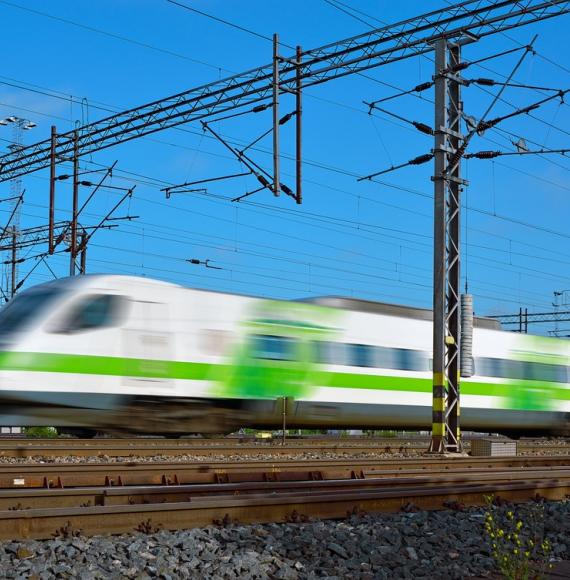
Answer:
[{"xmin": 460, "ymin": 294, "xmax": 474, "ymax": 377}]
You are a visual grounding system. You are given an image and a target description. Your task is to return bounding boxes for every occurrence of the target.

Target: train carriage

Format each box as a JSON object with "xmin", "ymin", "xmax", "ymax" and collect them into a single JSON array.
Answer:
[{"xmin": 0, "ymin": 274, "xmax": 568, "ymax": 437}]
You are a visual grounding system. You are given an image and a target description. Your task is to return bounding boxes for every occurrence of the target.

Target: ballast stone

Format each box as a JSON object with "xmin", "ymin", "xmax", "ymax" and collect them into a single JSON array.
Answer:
[{"xmin": 0, "ymin": 501, "xmax": 569, "ymax": 578}]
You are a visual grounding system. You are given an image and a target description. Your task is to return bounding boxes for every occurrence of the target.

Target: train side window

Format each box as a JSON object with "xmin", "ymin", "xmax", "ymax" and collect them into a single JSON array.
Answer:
[
  {"xmin": 313, "ymin": 341, "xmax": 331, "ymax": 364},
  {"xmin": 500, "ymin": 359, "xmax": 519, "ymax": 379},
  {"xmin": 394, "ymin": 348, "xmax": 426, "ymax": 371},
  {"xmin": 477, "ymin": 357, "xmax": 503, "ymax": 378},
  {"xmin": 521, "ymin": 361, "xmax": 566, "ymax": 383},
  {"xmin": 0, "ymin": 287, "xmax": 60, "ymax": 334},
  {"xmin": 251, "ymin": 335, "xmax": 295, "ymax": 361},
  {"xmin": 312, "ymin": 341, "xmax": 347, "ymax": 365},
  {"xmin": 53, "ymin": 294, "xmax": 125, "ymax": 334},
  {"xmin": 375, "ymin": 346, "xmax": 395, "ymax": 369},
  {"xmin": 350, "ymin": 344, "xmax": 375, "ymax": 367},
  {"xmin": 537, "ymin": 363, "xmax": 566, "ymax": 383}
]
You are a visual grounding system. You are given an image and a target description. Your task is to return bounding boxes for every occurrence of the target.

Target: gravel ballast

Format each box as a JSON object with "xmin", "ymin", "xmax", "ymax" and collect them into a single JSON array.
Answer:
[
  {"xmin": 0, "ymin": 447, "xmax": 568, "ymax": 465},
  {"xmin": 0, "ymin": 500, "xmax": 568, "ymax": 579},
  {"xmin": 0, "ymin": 451, "xmax": 420, "ymax": 464}
]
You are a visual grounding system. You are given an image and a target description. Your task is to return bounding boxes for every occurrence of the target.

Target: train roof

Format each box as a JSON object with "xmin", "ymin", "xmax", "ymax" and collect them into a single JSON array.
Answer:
[
  {"xmin": 303, "ymin": 296, "xmax": 502, "ymax": 330},
  {"xmin": 13, "ymin": 275, "xmax": 500, "ymax": 331},
  {"xmin": 19, "ymin": 274, "xmax": 182, "ymax": 292}
]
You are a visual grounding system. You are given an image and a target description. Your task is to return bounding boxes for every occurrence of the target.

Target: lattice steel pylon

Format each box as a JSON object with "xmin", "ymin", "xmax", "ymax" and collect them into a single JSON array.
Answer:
[
  {"xmin": 2, "ymin": 117, "xmax": 34, "ymax": 297},
  {"xmin": 429, "ymin": 40, "xmax": 465, "ymax": 454}
]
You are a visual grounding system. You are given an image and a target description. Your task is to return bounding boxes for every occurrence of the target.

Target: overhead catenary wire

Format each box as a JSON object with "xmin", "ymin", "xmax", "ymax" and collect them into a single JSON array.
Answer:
[
  {"xmin": 0, "ymin": 0, "xmax": 229, "ymax": 73},
  {"xmin": 2, "ymin": 194, "xmax": 556, "ymax": 308},
  {"xmin": 13, "ymin": 179, "xmax": 570, "ymax": 303},
  {"xmin": 46, "ymin": 149, "xmax": 570, "ymax": 263},
  {"xmin": 465, "ymin": 147, "xmax": 570, "ymax": 159}
]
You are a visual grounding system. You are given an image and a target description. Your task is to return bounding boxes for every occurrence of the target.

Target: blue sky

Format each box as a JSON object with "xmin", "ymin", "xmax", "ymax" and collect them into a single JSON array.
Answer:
[{"xmin": 1, "ymin": 0, "xmax": 570, "ymax": 334}]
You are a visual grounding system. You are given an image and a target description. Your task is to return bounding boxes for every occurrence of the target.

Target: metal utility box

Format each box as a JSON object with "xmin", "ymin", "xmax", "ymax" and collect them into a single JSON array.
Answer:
[{"xmin": 470, "ymin": 438, "xmax": 517, "ymax": 457}]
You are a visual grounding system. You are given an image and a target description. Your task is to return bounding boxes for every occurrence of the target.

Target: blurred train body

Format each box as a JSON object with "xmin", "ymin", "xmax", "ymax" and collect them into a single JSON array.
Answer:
[{"xmin": 0, "ymin": 275, "xmax": 568, "ymax": 437}]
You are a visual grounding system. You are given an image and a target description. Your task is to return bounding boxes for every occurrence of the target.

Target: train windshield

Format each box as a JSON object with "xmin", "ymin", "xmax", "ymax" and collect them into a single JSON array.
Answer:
[{"xmin": 0, "ymin": 287, "xmax": 61, "ymax": 335}]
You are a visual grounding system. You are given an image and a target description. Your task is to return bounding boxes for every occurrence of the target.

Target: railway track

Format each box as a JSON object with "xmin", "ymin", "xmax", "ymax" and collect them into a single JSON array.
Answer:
[
  {"xmin": 0, "ymin": 456, "xmax": 569, "ymax": 539},
  {"xmin": 0, "ymin": 437, "xmax": 568, "ymax": 458},
  {"xmin": 1, "ymin": 455, "xmax": 569, "ymax": 488}
]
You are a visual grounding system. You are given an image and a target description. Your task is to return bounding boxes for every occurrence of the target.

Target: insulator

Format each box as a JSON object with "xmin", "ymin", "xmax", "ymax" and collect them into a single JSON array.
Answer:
[
  {"xmin": 256, "ymin": 174, "xmax": 270, "ymax": 188},
  {"xmin": 280, "ymin": 183, "xmax": 294, "ymax": 196},
  {"xmin": 279, "ymin": 112, "xmax": 295, "ymax": 125},
  {"xmin": 460, "ymin": 294, "xmax": 474, "ymax": 378},
  {"xmin": 412, "ymin": 121, "xmax": 434, "ymax": 135},
  {"xmin": 79, "ymin": 181, "xmax": 93, "ymax": 187},
  {"xmin": 409, "ymin": 153, "xmax": 433, "ymax": 165},
  {"xmin": 476, "ymin": 120, "xmax": 494, "ymax": 133},
  {"xmin": 474, "ymin": 150, "xmax": 500, "ymax": 159},
  {"xmin": 56, "ymin": 174, "xmax": 70, "ymax": 181},
  {"xmin": 253, "ymin": 104, "xmax": 271, "ymax": 113},
  {"xmin": 448, "ymin": 144, "xmax": 466, "ymax": 168},
  {"xmin": 474, "ymin": 78, "xmax": 495, "ymax": 86},
  {"xmin": 414, "ymin": 81, "xmax": 433, "ymax": 92},
  {"xmin": 188, "ymin": 259, "xmax": 201, "ymax": 265}
]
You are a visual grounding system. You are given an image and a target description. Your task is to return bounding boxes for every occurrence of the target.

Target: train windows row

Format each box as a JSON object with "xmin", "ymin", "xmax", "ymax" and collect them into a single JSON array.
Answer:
[
  {"xmin": 476, "ymin": 357, "xmax": 568, "ymax": 384},
  {"xmin": 250, "ymin": 335, "xmax": 429, "ymax": 371},
  {"xmin": 250, "ymin": 334, "xmax": 296, "ymax": 361},
  {"xmin": 250, "ymin": 336, "xmax": 570, "ymax": 383},
  {"xmin": 316, "ymin": 341, "xmax": 428, "ymax": 371}
]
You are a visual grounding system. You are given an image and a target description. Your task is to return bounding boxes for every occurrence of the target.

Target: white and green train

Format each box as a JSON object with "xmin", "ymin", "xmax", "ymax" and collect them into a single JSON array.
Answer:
[{"xmin": 0, "ymin": 274, "xmax": 568, "ymax": 437}]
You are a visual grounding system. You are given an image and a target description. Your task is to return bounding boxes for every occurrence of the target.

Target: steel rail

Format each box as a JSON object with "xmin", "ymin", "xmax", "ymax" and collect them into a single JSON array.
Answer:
[
  {"xmin": 0, "ymin": 465, "xmax": 568, "ymax": 508},
  {"xmin": 1, "ymin": 456, "xmax": 569, "ymax": 489},
  {"xmin": 0, "ymin": 0, "xmax": 568, "ymax": 181},
  {"xmin": 1, "ymin": 476, "xmax": 569, "ymax": 540},
  {"xmin": 0, "ymin": 466, "xmax": 568, "ymax": 512}
]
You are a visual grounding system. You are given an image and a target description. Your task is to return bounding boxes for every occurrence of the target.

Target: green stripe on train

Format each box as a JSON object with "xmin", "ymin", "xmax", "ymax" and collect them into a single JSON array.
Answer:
[{"xmin": 0, "ymin": 351, "xmax": 569, "ymax": 410}]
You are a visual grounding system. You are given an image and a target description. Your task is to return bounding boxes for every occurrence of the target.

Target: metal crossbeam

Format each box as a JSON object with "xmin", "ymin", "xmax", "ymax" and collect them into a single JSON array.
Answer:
[
  {"xmin": 490, "ymin": 310, "xmax": 570, "ymax": 325},
  {"xmin": 0, "ymin": 0, "xmax": 568, "ymax": 181}
]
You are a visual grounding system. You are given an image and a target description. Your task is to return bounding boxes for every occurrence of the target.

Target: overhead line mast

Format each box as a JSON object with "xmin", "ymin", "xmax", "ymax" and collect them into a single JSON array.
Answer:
[{"xmin": 430, "ymin": 40, "xmax": 465, "ymax": 453}]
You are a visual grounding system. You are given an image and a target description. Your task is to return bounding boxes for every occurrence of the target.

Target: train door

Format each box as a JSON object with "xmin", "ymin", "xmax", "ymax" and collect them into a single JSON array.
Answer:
[{"xmin": 122, "ymin": 300, "xmax": 172, "ymax": 388}]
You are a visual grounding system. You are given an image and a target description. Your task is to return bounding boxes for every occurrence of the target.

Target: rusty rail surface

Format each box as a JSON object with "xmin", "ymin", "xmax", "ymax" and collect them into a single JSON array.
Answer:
[
  {"xmin": 1, "ymin": 456, "xmax": 570, "ymax": 489},
  {"xmin": 0, "ymin": 465, "xmax": 569, "ymax": 509},
  {"xmin": 0, "ymin": 464, "xmax": 569, "ymax": 540}
]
